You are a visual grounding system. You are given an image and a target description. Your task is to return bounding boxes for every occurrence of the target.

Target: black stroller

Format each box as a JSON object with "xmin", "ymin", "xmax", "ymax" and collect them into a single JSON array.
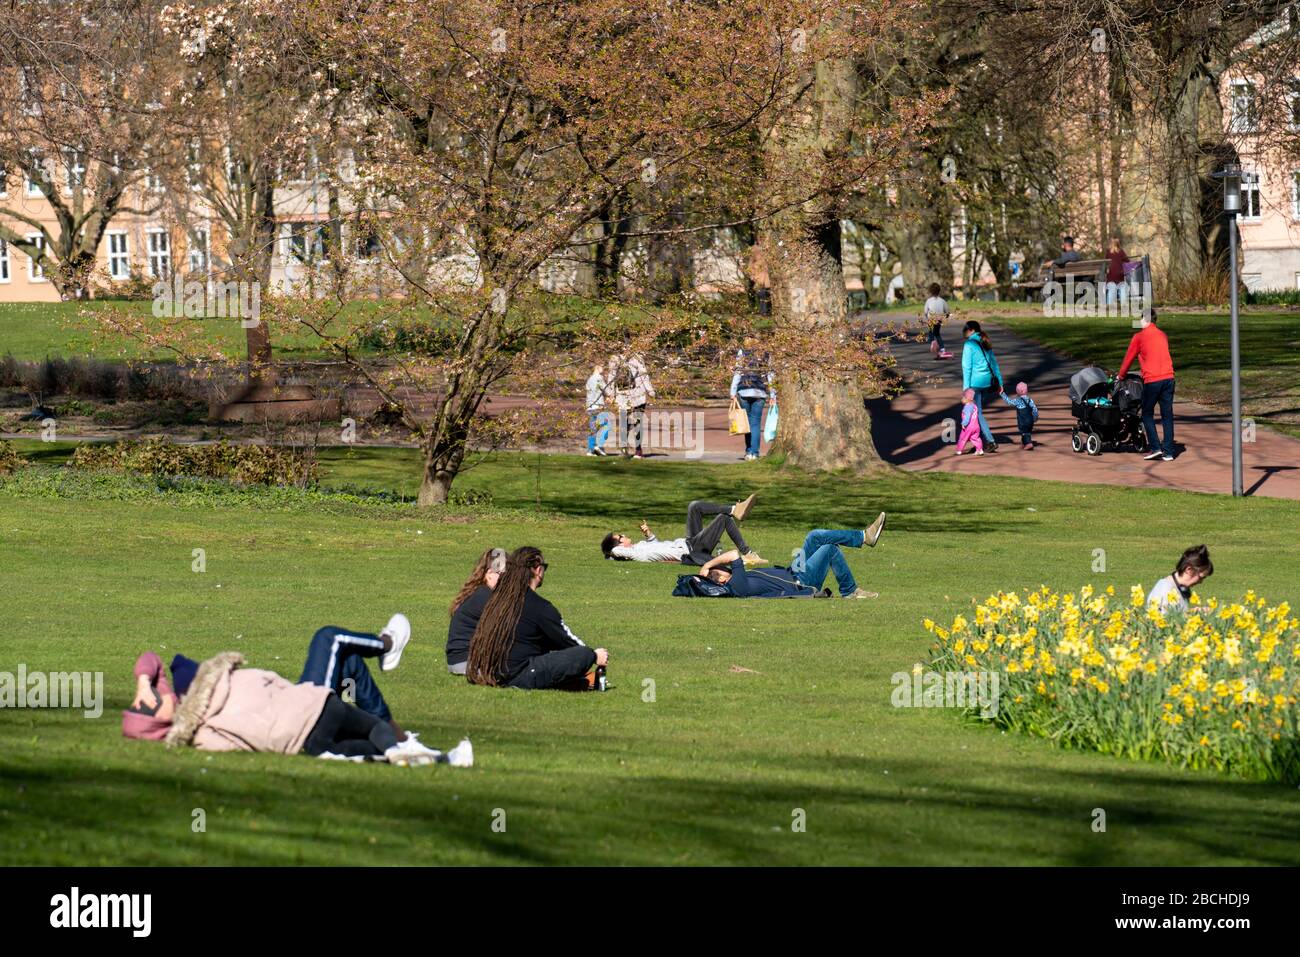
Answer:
[{"xmin": 1069, "ymin": 366, "xmax": 1147, "ymax": 456}]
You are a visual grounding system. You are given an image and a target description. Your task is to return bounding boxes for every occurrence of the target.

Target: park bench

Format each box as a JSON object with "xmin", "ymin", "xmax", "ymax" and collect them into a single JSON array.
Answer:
[{"xmin": 1015, "ymin": 254, "xmax": 1151, "ymax": 306}]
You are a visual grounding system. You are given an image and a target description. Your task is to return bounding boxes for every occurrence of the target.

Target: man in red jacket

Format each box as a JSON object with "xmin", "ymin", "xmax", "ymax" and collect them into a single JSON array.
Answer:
[{"xmin": 1117, "ymin": 308, "xmax": 1176, "ymax": 461}]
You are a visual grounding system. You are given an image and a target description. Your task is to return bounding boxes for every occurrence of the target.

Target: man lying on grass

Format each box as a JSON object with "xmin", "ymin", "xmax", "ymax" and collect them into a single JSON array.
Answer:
[
  {"xmin": 466, "ymin": 546, "xmax": 610, "ymax": 691},
  {"xmin": 601, "ymin": 494, "xmax": 767, "ymax": 566},
  {"xmin": 688, "ymin": 515, "xmax": 887, "ymax": 599}
]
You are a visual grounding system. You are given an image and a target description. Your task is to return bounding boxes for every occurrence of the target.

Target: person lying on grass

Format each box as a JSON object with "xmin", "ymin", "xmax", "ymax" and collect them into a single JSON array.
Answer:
[
  {"xmin": 692, "ymin": 515, "xmax": 887, "ymax": 599},
  {"xmin": 126, "ymin": 613, "xmax": 414, "ymax": 741},
  {"xmin": 123, "ymin": 615, "xmax": 468, "ymax": 764},
  {"xmin": 466, "ymin": 546, "xmax": 609, "ymax": 690},
  {"xmin": 1146, "ymin": 544, "xmax": 1213, "ymax": 615},
  {"xmin": 446, "ymin": 547, "xmax": 507, "ymax": 676},
  {"xmin": 124, "ymin": 650, "xmax": 470, "ymax": 765},
  {"xmin": 600, "ymin": 494, "xmax": 767, "ymax": 566}
]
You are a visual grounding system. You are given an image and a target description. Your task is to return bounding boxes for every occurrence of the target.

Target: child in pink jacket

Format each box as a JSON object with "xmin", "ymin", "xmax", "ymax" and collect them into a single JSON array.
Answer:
[{"xmin": 955, "ymin": 388, "xmax": 985, "ymax": 455}]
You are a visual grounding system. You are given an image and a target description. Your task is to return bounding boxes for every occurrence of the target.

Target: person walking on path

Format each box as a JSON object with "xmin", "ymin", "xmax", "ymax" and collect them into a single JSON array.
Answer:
[
  {"xmin": 954, "ymin": 389, "xmax": 985, "ymax": 455},
  {"xmin": 923, "ymin": 283, "xmax": 954, "ymax": 359},
  {"xmin": 612, "ymin": 353, "xmax": 655, "ymax": 459},
  {"xmin": 1117, "ymin": 308, "xmax": 1177, "ymax": 461},
  {"xmin": 730, "ymin": 337, "xmax": 775, "ymax": 460},
  {"xmin": 585, "ymin": 363, "xmax": 611, "ymax": 456},
  {"xmin": 999, "ymin": 382, "xmax": 1039, "ymax": 450},
  {"xmin": 961, "ymin": 320, "xmax": 1002, "ymax": 450}
]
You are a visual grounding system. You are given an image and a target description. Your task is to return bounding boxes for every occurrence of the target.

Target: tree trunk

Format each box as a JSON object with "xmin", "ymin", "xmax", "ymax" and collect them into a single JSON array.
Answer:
[
  {"xmin": 764, "ymin": 218, "xmax": 883, "ymax": 473},
  {"xmin": 885, "ymin": 161, "xmax": 952, "ymax": 301},
  {"xmin": 1163, "ymin": 63, "xmax": 1213, "ymax": 290}
]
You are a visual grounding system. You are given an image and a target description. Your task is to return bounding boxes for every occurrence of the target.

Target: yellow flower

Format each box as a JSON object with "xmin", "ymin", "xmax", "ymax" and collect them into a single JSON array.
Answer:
[{"xmin": 1199, "ymin": 736, "xmax": 1210, "ymax": 747}]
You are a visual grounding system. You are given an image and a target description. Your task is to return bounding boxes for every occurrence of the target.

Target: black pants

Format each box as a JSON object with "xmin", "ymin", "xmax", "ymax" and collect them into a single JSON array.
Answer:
[
  {"xmin": 507, "ymin": 645, "xmax": 597, "ymax": 691},
  {"xmin": 302, "ymin": 693, "xmax": 398, "ymax": 757},
  {"xmin": 684, "ymin": 500, "xmax": 749, "ymax": 565}
]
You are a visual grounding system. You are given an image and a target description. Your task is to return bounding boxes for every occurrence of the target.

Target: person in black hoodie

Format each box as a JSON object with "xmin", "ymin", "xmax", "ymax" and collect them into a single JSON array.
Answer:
[
  {"xmin": 445, "ymin": 547, "xmax": 507, "ymax": 675},
  {"xmin": 466, "ymin": 546, "xmax": 609, "ymax": 690}
]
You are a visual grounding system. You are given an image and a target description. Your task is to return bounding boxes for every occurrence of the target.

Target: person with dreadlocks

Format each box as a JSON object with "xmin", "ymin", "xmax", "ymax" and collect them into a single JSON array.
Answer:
[
  {"xmin": 466, "ymin": 546, "xmax": 609, "ymax": 691},
  {"xmin": 445, "ymin": 547, "xmax": 507, "ymax": 675}
]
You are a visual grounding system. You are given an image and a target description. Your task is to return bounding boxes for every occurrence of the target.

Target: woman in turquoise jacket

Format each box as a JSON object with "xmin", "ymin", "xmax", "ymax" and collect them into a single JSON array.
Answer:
[{"xmin": 961, "ymin": 320, "xmax": 1002, "ymax": 448}]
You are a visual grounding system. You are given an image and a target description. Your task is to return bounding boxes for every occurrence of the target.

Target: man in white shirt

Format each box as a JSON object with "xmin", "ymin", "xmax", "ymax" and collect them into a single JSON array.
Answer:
[
  {"xmin": 601, "ymin": 494, "xmax": 766, "ymax": 567},
  {"xmin": 585, "ymin": 364, "xmax": 610, "ymax": 456},
  {"xmin": 1146, "ymin": 544, "xmax": 1213, "ymax": 614},
  {"xmin": 923, "ymin": 283, "xmax": 953, "ymax": 360}
]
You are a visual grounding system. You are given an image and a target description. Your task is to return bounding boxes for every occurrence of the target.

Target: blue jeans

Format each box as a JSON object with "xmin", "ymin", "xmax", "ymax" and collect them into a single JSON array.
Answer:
[
  {"xmin": 740, "ymin": 396, "xmax": 766, "ymax": 456},
  {"xmin": 795, "ymin": 529, "xmax": 864, "ymax": 596},
  {"xmin": 587, "ymin": 411, "xmax": 611, "ymax": 451},
  {"xmin": 299, "ymin": 626, "xmax": 392, "ymax": 722},
  {"xmin": 971, "ymin": 387, "xmax": 996, "ymax": 444},
  {"xmin": 1141, "ymin": 378, "xmax": 1175, "ymax": 456}
]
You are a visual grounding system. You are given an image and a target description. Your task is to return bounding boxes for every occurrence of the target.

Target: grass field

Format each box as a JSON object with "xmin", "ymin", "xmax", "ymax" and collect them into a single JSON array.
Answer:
[{"xmin": 2, "ymin": 449, "xmax": 1299, "ymax": 865}]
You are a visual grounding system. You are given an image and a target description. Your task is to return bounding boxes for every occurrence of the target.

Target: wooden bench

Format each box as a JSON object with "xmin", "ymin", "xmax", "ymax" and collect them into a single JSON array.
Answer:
[{"xmin": 1015, "ymin": 255, "xmax": 1151, "ymax": 304}]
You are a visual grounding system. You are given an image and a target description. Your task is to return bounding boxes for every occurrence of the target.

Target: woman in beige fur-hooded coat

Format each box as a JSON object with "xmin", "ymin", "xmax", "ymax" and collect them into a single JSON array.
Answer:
[{"xmin": 165, "ymin": 652, "xmax": 331, "ymax": 754}]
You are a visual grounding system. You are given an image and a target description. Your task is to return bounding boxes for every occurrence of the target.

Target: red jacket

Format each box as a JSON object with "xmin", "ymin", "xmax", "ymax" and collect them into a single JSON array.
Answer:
[{"xmin": 1118, "ymin": 323, "xmax": 1174, "ymax": 383}]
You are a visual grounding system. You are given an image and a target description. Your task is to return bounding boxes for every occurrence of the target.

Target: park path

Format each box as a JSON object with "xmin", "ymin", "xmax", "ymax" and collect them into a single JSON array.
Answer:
[{"xmin": 866, "ymin": 319, "xmax": 1300, "ymax": 499}]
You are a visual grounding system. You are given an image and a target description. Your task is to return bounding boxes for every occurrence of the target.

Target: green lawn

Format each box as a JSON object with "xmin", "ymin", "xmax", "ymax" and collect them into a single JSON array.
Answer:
[
  {"xmin": 989, "ymin": 308, "xmax": 1300, "ymax": 439},
  {"xmin": 2, "ymin": 449, "xmax": 1299, "ymax": 865}
]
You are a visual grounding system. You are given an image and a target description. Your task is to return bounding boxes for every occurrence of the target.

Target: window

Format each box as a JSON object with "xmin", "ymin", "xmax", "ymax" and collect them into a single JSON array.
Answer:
[
  {"xmin": 0, "ymin": 239, "xmax": 9, "ymax": 282},
  {"xmin": 19, "ymin": 68, "xmax": 40, "ymax": 116},
  {"xmin": 146, "ymin": 229, "xmax": 171, "ymax": 279},
  {"xmin": 188, "ymin": 227, "xmax": 209, "ymax": 273},
  {"xmin": 1290, "ymin": 80, "xmax": 1300, "ymax": 130},
  {"xmin": 224, "ymin": 146, "xmax": 244, "ymax": 191},
  {"xmin": 1292, "ymin": 171, "xmax": 1300, "ymax": 220},
  {"xmin": 1229, "ymin": 81, "xmax": 1258, "ymax": 134},
  {"xmin": 64, "ymin": 148, "xmax": 86, "ymax": 191},
  {"xmin": 0, "ymin": 162, "xmax": 7, "ymax": 197},
  {"xmin": 25, "ymin": 149, "xmax": 45, "ymax": 197},
  {"xmin": 1241, "ymin": 170, "xmax": 1263, "ymax": 220},
  {"xmin": 355, "ymin": 229, "xmax": 381, "ymax": 260},
  {"xmin": 145, "ymin": 167, "xmax": 164, "ymax": 192},
  {"xmin": 26, "ymin": 234, "xmax": 45, "ymax": 281},
  {"xmin": 186, "ymin": 139, "xmax": 203, "ymax": 191},
  {"xmin": 107, "ymin": 231, "xmax": 130, "ymax": 280},
  {"xmin": 288, "ymin": 223, "xmax": 331, "ymax": 263},
  {"xmin": 950, "ymin": 207, "xmax": 967, "ymax": 252}
]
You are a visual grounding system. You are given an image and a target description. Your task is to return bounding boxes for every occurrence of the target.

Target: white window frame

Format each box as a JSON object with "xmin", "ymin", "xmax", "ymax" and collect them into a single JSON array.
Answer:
[
  {"xmin": 0, "ymin": 162, "xmax": 7, "ymax": 198},
  {"xmin": 26, "ymin": 233, "xmax": 46, "ymax": 281},
  {"xmin": 186, "ymin": 139, "xmax": 203, "ymax": 192},
  {"xmin": 64, "ymin": 147, "xmax": 86, "ymax": 192},
  {"xmin": 1290, "ymin": 79, "xmax": 1300, "ymax": 131},
  {"xmin": 1229, "ymin": 80, "xmax": 1258, "ymax": 135},
  {"xmin": 107, "ymin": 231, "xmax": 130, "ymax": 280},
  {"xmin": 146, "ymin": 228, "xmax": 171, "ymax": 279},
  {"xmin": 1292, "ymin": 171, "xmax": 1300, "ymax": 221},
  {"xmin": 0, "ymin": 239, "xmax": 10, "ymax": 282},
  {"xmin": 19, "ymin": 68, "xmax": 40, "ymax": 116},
  {"xmin": 188, "ymin": 226, "xmax": 210, "ymax": 274},
  {"xmin": 1240, "ymin": 170, "xmax": 1263, "ymax": 221},
  {"xmin": 25, "ymin": 150, "xmax": 45, "ymax": 197}
]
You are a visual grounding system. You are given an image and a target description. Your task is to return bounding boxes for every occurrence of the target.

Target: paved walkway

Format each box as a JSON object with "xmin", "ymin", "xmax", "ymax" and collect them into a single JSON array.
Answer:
[{"xmin": 866, "ymin": 320, "xmax": 1300, "ymax": 499}]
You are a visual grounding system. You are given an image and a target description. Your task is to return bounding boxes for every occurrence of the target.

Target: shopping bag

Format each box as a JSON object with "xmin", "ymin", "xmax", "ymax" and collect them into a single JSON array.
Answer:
[
  {"xmin": 728, "ymin": 397, "xmax": 750, "ymax": 435},
  {"xmin": 763, "ymin": 402, "xmax": 778, "ymax": 443}
]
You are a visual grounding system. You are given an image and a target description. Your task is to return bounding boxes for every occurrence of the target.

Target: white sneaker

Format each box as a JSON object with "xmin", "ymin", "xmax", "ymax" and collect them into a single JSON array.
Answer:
[
  {"xmin": 1143, "ymin": 450, "xmax": 1163, "ymax": 461},
  {"xmin": 384, "ymin": 732, "xmax": 443, "ymax": 767},
  {"xmin": 447, "ymin": 738, "xmax": 474, "ymax": 768},
  {"xmin": 317, "ymin": 751, "xmax": 366, "ymax": 763},
  {"xmin": 1161, "ymin": 453, "xmax": 1174, "ymax": 461},
  {"xmin": 379, "ymin": 613, "xmax": 411, "ymax": 671}
]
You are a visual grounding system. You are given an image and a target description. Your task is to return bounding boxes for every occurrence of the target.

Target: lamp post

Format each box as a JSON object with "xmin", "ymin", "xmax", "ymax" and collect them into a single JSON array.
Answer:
[{"xmin": 1213, "ymin": 163, "xmax": 1243, "ymax": 497}]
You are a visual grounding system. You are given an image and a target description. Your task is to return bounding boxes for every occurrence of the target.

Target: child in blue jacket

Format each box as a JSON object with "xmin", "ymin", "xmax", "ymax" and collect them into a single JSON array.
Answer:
[{"xmin": 999, "ymin": 382, "xmax": 1039, "ymax": 449}]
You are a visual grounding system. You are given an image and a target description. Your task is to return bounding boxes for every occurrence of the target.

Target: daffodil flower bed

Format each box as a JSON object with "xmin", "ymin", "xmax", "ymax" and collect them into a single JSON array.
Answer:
[{"xmin": 924, "ymin": 586, "xmax": 1300, "ymax": 783}]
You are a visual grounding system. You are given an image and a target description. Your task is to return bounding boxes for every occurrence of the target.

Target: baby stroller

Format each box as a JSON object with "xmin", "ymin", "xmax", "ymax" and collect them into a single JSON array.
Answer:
[{"xmin": 1069, "ymin": 366, "xmax": 1146, "ymax": 456}]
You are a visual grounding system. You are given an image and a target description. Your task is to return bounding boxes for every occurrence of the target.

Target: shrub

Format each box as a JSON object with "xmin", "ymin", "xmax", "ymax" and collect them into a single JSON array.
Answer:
[
  {"xmin": 925, "ymin": 585, "xmax": 1300, "ymax": 783},
  {"xmin": 1243, "ymin": 287, "xmax": 1300, "ymax": 307},
  {"xmin": 69, "ymin": 439, "xmax": 318, "ymax": 486},
  {"xmin": 0, "ymin": 440, "xmax": 28, "ymax": 475}
]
